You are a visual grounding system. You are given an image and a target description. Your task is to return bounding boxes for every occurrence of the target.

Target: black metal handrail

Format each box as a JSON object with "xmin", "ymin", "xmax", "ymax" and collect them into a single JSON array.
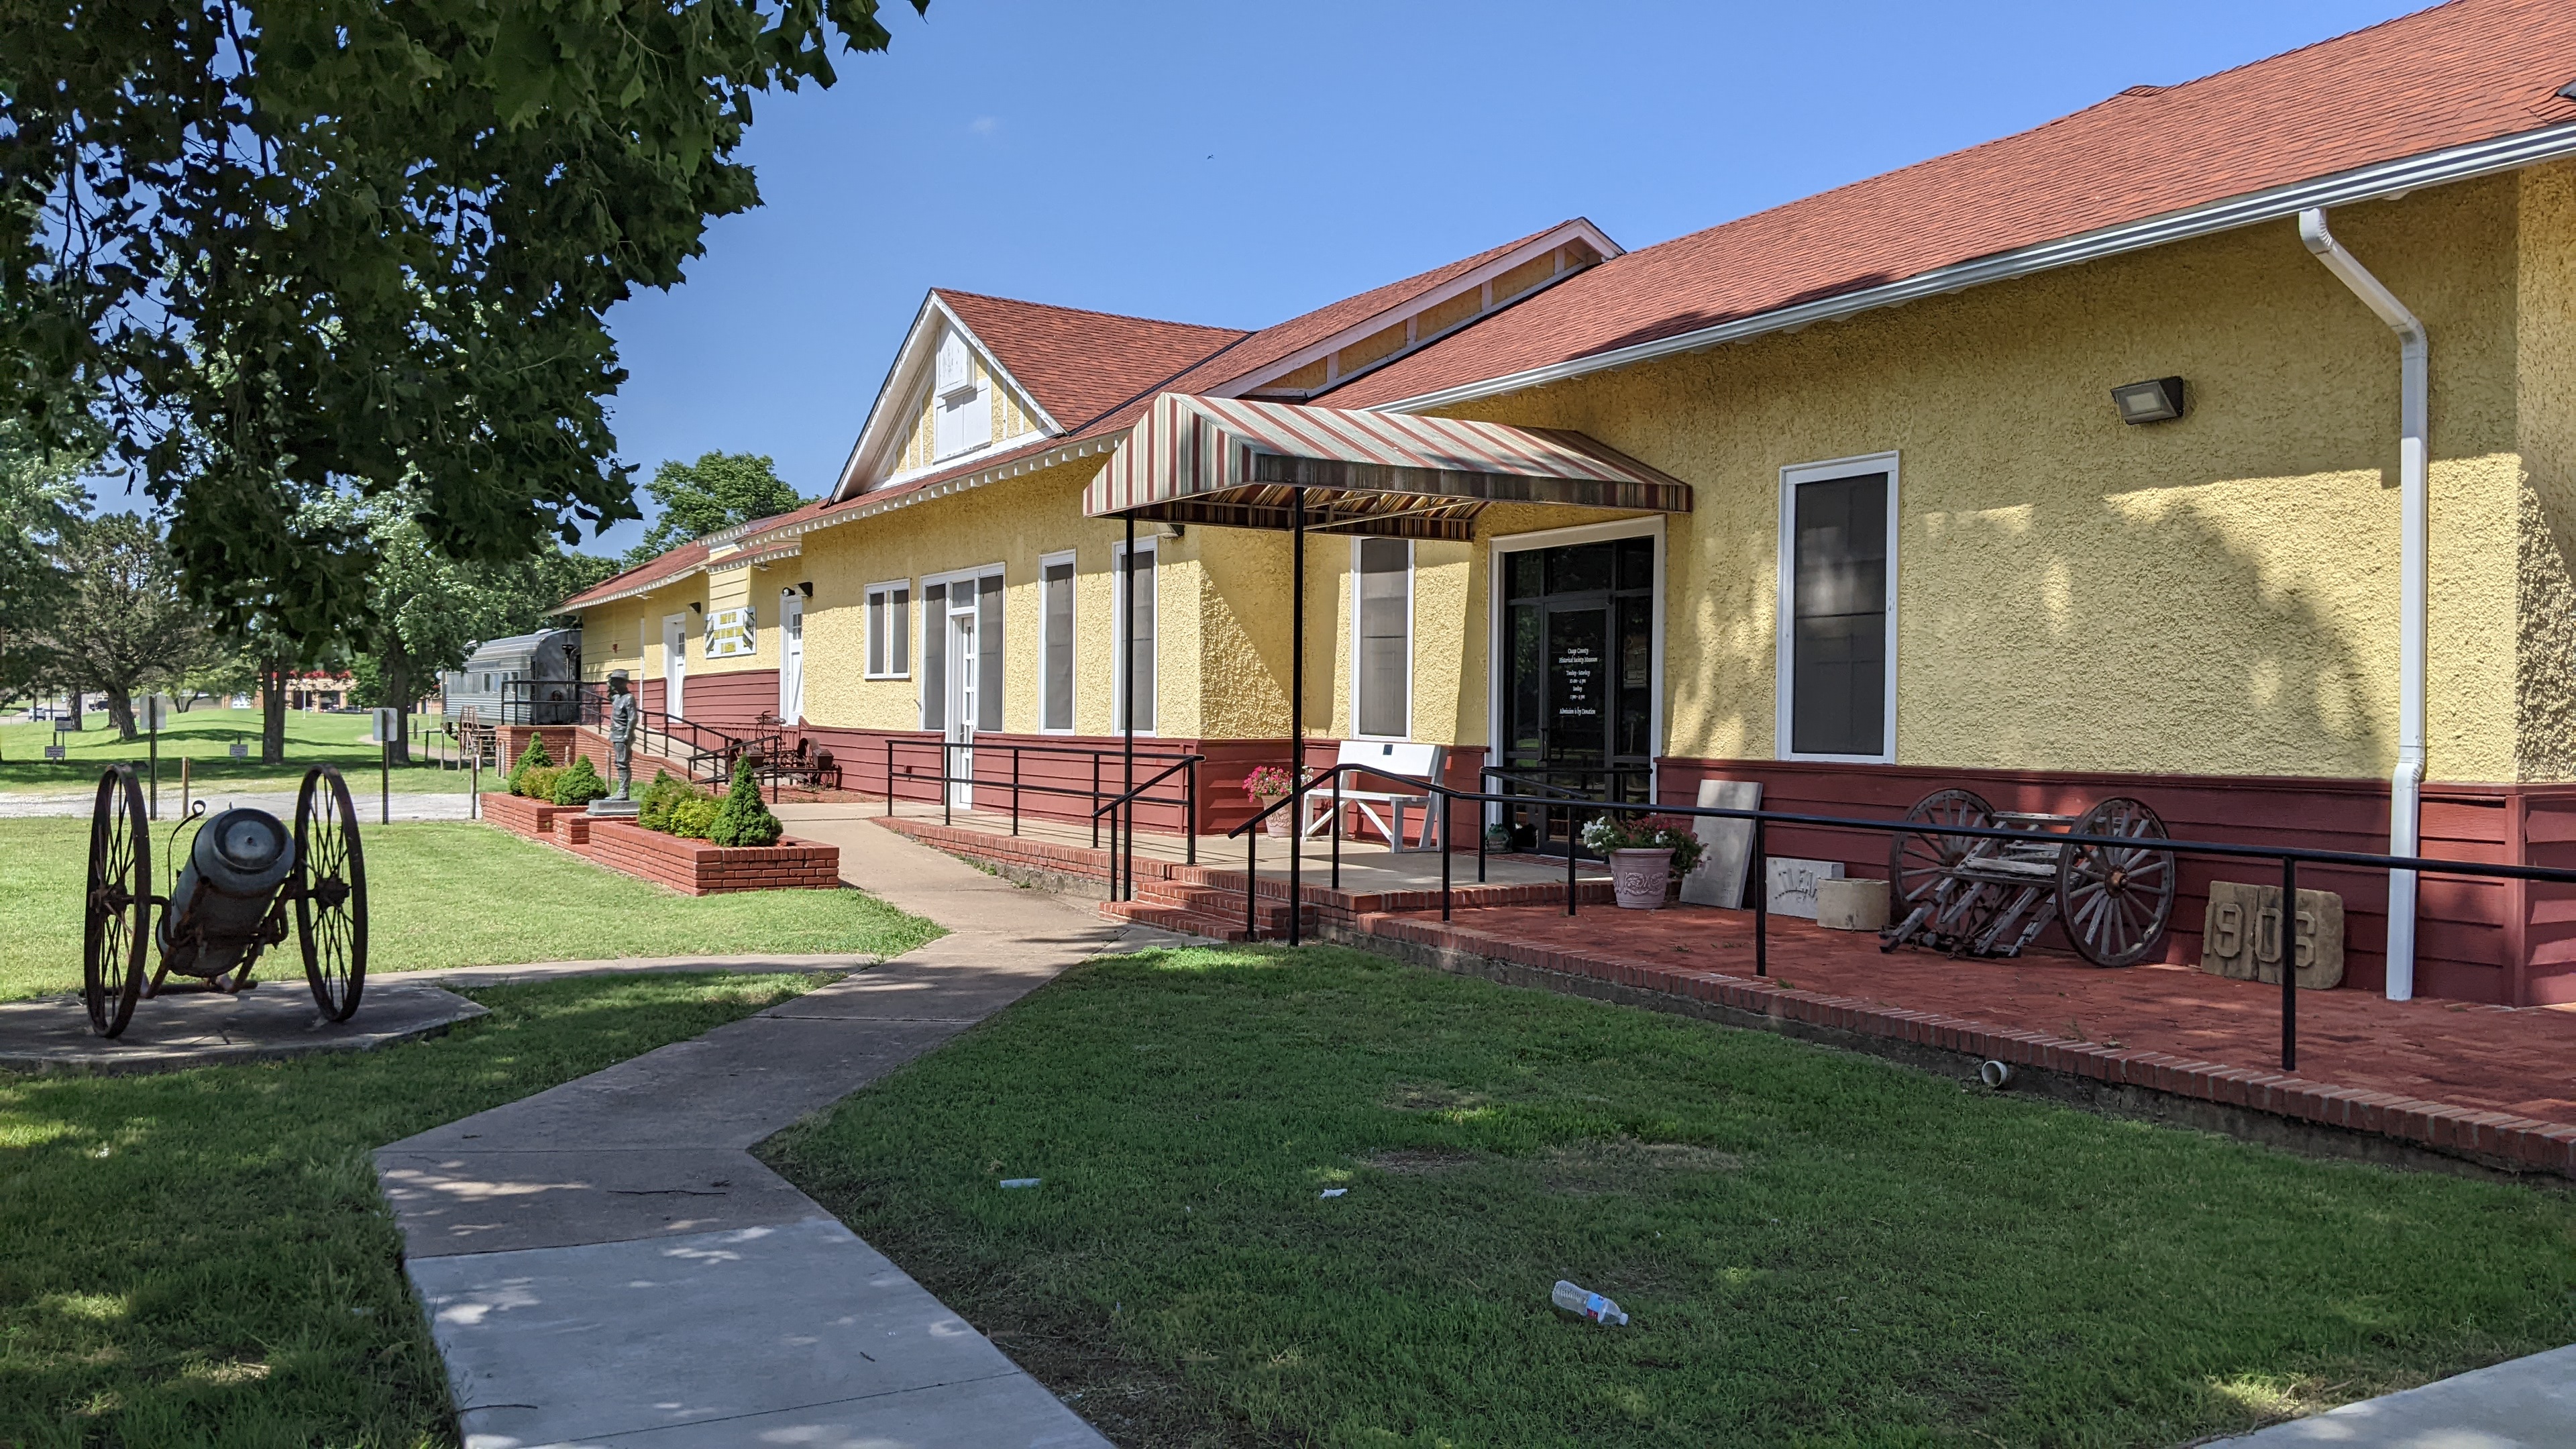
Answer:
[
  {"xmin": 879, "ymin": 737, "xmax": 1201, "ymax": 884},
  {"xmin": 1090, "ymin": 755, "xmax": 1206, "ymax": 902},
  {"xmin": 1222, "ymin": 760, "xmax": 2576, "ymax": 1075}
]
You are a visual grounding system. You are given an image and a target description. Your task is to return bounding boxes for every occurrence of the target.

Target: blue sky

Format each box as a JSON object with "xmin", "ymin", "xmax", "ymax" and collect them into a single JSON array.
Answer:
[{"xmin": 433, "ymin": 3, "xmax": 2470, "ymax": 552}]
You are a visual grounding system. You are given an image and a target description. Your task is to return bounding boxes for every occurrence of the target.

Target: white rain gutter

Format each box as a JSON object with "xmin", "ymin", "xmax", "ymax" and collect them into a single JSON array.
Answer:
[{"xmin": 2300, "ymin": 207, "xmax": 2426, "ymax": 1004}]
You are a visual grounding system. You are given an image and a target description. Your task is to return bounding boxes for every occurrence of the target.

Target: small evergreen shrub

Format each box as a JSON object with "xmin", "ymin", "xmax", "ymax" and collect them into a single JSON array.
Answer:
[
  {"xmin": 667, "ymin": 795, "xmax": 720, "ymax": 839},
  {"xmin": 505, "ymin": 737, "xmax": 554, "ymax": 795},
  {"xmin": 551, "ymin": 755, "xmax": 610, "ymax": 806},
  {"xmin": 636, "ymin": 771, "xmax": 695, "ymax": 833},
  {"xmin": 708, "ymin": 756, "xmax": 784, "ymax": 848},
  {"xmin": 517, "ymin": 765, "xmax": 564, "ymax": 804}
]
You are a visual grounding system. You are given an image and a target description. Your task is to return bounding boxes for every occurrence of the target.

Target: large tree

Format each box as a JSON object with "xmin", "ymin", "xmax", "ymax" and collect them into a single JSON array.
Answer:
[
  {"xmin": 42, "ymin": 512, "xmax": 218, "ymax": 740},
  {"xmin": 1, "ymin": 0, "xmax": 919, "ymax": 649},
  {"xmin": 626, "ymin": 451, "xmax": 805, "ymax": 564},
  {"xmin": 0, "ymin": 421, "xmax": 87, "ymax": 720}
]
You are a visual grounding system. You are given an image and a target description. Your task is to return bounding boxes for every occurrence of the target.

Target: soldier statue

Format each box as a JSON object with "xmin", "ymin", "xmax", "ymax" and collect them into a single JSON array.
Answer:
[{"xmin": 606, "ymin": 670, "xmax": 639, "ymax": 800}]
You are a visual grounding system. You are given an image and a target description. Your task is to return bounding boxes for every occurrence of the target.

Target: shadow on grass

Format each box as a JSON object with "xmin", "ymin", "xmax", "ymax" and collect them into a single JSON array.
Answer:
[{"xmin": 0, "ymin": 971, "xmax": 820, "ymax": 1448}]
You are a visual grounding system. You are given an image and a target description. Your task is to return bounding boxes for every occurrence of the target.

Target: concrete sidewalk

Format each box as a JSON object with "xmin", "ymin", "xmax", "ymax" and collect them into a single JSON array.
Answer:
[
  {"xmin": 378, "ymin": 810, "xmax": 1173, "ymax": 1448},
  {"xmin": 2202, "ymin": 1343, "xmax": 2576, "ymax": 1447}
]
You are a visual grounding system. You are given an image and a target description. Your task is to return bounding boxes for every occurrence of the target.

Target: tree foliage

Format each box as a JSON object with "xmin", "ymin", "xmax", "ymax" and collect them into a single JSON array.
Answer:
[
  {"xmin": 0, "ymin": 421, "xmax": 89, "ymax": 702},
  {"xmin": 627, "ymin": 451, "xmax": 805, "ymax": 564},
  {"xmin": 38, "ymin": 513, "xmax": 220, "ymax": 739},
  {"xmin": 0, "ymin": 0, "xmax": 919, "ymax": 647}
]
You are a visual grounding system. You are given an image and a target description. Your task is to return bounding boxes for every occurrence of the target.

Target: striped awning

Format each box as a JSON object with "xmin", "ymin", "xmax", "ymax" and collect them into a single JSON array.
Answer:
[{"xmin": 1082, "ymin": 393, "xmax": 1691, "ymax": 540}]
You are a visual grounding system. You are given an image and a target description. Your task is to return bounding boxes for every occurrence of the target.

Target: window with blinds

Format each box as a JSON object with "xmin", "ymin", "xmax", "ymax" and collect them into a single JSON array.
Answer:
[
  {"xmin": 865, "ymin": 583, "xmax": 910, "ymax": 678},
  {"xmin": 1354, "ymin": 537, "xmax": 1411, "ymax": 738},
  {"xmin": 1113, "ymin": 540, "xmax": 1155, "ymax": 733},
  {"xmin": 1041, "ymin": 555, "xmax": 1075, "ymax": 732},
  {"xmin": 1786, "ymin": 469, "xmax": 1891, "ymax": 757}
]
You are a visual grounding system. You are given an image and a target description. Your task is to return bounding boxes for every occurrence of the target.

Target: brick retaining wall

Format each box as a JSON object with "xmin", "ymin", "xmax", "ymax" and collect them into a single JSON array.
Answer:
[{"xmin": 480, "ymin": 792, "xmax": 838, "ymax": 895}]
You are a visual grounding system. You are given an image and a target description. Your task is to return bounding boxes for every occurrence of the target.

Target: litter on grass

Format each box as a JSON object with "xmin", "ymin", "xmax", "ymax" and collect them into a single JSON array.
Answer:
[
  {"xmin": 1551, "ymin": 1280, "xmax": 1629, "ymax": 1326},
  {"xmin": 1319, "ymin": 1187, "xmax": 1348, "ymax": 1199},
  {"xmin": 999, "ymin": 1178, "xmax": 1041, "ymax": 1189}
]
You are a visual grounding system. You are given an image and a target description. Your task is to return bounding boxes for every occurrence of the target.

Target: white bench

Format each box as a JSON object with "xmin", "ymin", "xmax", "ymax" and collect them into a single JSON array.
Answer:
[{"xmin": 1300, "ymin": 740, "xmax": 1447, "ymax": 852}]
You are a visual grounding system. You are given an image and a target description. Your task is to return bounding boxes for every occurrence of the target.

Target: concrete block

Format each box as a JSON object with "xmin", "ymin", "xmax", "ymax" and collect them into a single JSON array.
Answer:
[
  {"xmin": 1815, "ymin": 877, "xmax": 1890, "ymax": 932},
  {"xmin": 1680, "ymin": 779, "xmax": 1762, "ymax": 908},
  {"xmin": 1766, "ymin": 857, "xmax": 1843, "ymax": 920},
  {"xmin": 2201, "ymin": 881, "xmax": 2345, "ymax": 989}
]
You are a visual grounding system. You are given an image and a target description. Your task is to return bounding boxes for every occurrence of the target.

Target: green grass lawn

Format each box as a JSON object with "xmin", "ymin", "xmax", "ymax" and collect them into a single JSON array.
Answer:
[
  {"xmin": 0, "ymin": 971, "xmax": 824, "ymax": 1447},
  {"xmin": 0, "ymin": 706, "xmax": 476, "ymax": 796},
  {"xmin": 763, "ymin": 945, "xmax": 2576, "ymax": 1449},
  {"xmin": 0, "ymin": 818, "xmax": 941, "ymax": 1000}
]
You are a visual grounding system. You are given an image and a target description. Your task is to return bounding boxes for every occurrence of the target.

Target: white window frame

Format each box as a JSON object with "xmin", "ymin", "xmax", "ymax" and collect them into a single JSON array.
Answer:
[
  {"xmin": 865, "ymin": 580, "xmax": 912, "ymax": 680},
  {"xmin": 1776, "ymin": 450, "xmax": 1900, "ymax": 764},
  {"xmin": 1350, "ymin": 537, "xmax": 1414, "ymax": 741},
  {"xmin": 1110, "ymin": 536, "xmax": 1158, "ymax": 737},
  {"xmin": 1482, "ymin": 516, "xmax": 1666, "ymax": 786},
  {"xmin": 920, "ymin": 562, "xmax": 1006, "ymax": 733},
  {"xmin": 1037, "ymin": 549, "xmax": 1078, "ymax": 735}
]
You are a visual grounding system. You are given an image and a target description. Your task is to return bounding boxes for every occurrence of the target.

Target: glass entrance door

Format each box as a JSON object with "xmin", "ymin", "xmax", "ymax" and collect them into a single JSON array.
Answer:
[{"xmin": 1500, "ymin": 536, "xmax": 1655, "ymax": 853}]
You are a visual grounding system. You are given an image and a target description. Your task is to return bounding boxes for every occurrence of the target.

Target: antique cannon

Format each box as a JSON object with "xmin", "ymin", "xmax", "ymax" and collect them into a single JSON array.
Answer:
[
  {"xmin": 83, "ymin": 763, "xmax": 368, "ymax": 1037},
  {"xmin": 1880, "ymin": 788, "xmax": 2178, "ymax": 967}
]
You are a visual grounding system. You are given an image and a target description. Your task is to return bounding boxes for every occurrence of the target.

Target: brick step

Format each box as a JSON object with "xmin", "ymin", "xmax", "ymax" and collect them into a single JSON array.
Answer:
[
  {"xmin": 1132, "ymin": 888, "xmax": 1310, "ymax": 933},
  {"xmin": 1099, "ymin": 899, "xmax": 1259, "ymax": 943}
]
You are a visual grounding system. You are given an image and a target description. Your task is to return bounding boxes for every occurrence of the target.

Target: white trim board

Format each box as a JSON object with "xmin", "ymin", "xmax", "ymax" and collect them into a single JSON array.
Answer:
[{"xmin": 1775, "ymin": 451, "xmax": 1899, "ymax": 765}]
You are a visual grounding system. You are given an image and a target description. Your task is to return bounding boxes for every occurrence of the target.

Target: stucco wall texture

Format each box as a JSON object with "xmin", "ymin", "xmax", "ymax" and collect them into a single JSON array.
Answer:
[
  {"xmin": 570, "ymin": 166, "xmax": 2576, "ymax": 790},
  {"xmin": 1443, "ymin": 170, "xmax": 2572, "ymax": 785}
]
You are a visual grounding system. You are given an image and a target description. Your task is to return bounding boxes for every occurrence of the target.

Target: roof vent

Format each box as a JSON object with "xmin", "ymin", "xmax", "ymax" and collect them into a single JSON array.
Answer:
[
  {"xmin": 2559, "ymin": 78, "xmax": 2576, "ymax": 101},
  {"xmin": 2119, "ymin": 84, "xmax": 2167, "ymax": 97}
]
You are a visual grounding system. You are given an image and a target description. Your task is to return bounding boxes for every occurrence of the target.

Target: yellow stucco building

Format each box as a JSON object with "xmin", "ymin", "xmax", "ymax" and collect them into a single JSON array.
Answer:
[{"xmin": 561, "ymin": 0, "xmax": 2576, "ymax": 1006}]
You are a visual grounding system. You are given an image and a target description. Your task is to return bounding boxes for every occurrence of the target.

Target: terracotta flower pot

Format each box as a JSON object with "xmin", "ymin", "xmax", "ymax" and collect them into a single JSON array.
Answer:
[
  {"xmin": 1611, "ymin": 847, "xmax": 1674, "ymax": 910},
  {"xmin": 1262, "ymin": 807, "xmax": 1291, "ymax": 838}
]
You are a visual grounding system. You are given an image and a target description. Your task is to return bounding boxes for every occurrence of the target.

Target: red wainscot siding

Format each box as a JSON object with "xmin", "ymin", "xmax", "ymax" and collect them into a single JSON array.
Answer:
[
  {"xmin": 1654, "ymin": 757, "xmax": 2576, "ymax": 1008},
  {"xmin": 792, "ymin": 727, "xmax": 1485, "ymax": 840},
  {"xmin": 582, "ymin": 820, "xmax": 838, "ymax": 896},
  {"xmin": 669, "ymin": 669, "xmax": 779, "ymax": 729}
]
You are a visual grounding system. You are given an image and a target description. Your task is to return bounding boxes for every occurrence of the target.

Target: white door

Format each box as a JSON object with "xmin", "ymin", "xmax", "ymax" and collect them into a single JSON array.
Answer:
[
  {"xmin": 946, "ymin": 609, "xmax": 976, "ymax": 808},
  {"xmin": 662, "ymin": 614, "xmax": 687, "ymax": 718},
  {"xmin": 780, "ymin": 593, "xmax": 806, "ymax": 724}
]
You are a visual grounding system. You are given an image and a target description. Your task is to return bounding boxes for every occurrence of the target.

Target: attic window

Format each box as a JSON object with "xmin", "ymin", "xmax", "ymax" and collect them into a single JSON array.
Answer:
[{"xmin": 934, "ymin": 332, "xmax": 975, "ymax": 402}]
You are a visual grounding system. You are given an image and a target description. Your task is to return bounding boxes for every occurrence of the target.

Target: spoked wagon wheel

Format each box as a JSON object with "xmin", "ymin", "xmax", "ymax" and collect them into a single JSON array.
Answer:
[
  {"xmin": 293, "ymin": 767, "xmax": 368, "ymax": 1021},
  {"xmin": 1888, "ymin": 788, "xmax": 1997, "ymax": 918},
  {"xmin": 83, "ymin": 765, "xmax": 152, "ymax": 1037},
  {"xmin": 2057, "ymin": 796, "xmax": 2177, "ymax": 967}
]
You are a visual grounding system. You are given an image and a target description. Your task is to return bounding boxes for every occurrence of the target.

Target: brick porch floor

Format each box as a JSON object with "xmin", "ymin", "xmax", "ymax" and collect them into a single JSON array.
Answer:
[{"xmin": 1352, "ymin": 900, "xmax": 2576, "ymax": 1172}]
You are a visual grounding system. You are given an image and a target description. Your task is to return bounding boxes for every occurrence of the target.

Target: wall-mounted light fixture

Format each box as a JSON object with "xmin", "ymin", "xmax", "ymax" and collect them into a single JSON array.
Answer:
[
  {"xmin": 690, "ymin": 600, "xmax": 704, "ymax": 614},
  {"xmin": 2110, "ymin": 376, "xmax": 2186, "ymax": 425},
  {"xmin": 798, "ymin": 580, "xmax": 814, "ymax": 597},
  {"xmin": 1163, "ymin": 523, "xmax": 1186, "ymax": 540}
]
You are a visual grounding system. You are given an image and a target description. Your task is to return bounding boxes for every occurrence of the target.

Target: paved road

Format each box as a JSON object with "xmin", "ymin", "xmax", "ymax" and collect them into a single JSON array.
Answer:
[
  {"xmin": 0, "ymin": 789, "xmax": 476, "ymax": 821},
  {"xmin": 376, "ymin": 811, "xmax": 1172, "ymax": 1448}
]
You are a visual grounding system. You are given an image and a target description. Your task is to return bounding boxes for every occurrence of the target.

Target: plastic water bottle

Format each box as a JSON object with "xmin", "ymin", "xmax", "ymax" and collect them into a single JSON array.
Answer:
[{"xmin": 1552, "ymin": 1280, "xmax": 1629, "ymax": 1326}]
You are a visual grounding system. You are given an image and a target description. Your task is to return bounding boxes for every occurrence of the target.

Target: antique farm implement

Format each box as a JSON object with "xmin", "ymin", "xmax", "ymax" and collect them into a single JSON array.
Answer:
[
  {"xmin": 82, "ymin": 763, "xmax": 369, "ymax": 1038},
  {"xmin": 1880, "ymin": 788, "xmax": 2178, "ymax": 967}
]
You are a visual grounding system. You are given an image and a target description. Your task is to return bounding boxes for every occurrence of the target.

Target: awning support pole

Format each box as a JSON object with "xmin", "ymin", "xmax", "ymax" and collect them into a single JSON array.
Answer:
[
  {"xmin": 1289, "ymin": 487, "xmax": 1305, "ymax": 948},
  {"xmin": 1122, "ymin": 511, "xmax": 1136, "ymax": 903}
]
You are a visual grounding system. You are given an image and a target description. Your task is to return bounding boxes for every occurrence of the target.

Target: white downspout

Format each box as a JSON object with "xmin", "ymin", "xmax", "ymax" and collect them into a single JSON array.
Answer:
[{"xmin": 2300, "ymin": 207, "xmax": 2427, "ymax": 1002}]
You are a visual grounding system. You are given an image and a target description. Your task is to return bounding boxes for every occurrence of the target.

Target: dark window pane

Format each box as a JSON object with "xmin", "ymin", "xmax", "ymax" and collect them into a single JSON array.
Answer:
[
  {"xmin": 1508, "ymin": 550, "xmax": 1543, "ymax": 600},
  {"xmin": 1616, "ymin": 596, "xmax": 1652, "ymax": 760},
  {"xmin": 1042, "ymin": 562, "xmax": 1073, "ymax": 731},
  {"xmin": 1615, "ymin": 536, "xmax": 1654, "ymax": 592},
  {"xmin": 1120, "ymin": 549, "xmax": 1155, "ymax": 731},
  {"xmin": 1508, "ymin": 603, "xmax": 1544, "ymax": 756},
  {"xmin": 1547, "ymin": 541, "xmax": 1611, "ymax": 595},
  {"xmin": 1789, "ymin": 473, "xmax": 1888, "ymax": 755}
]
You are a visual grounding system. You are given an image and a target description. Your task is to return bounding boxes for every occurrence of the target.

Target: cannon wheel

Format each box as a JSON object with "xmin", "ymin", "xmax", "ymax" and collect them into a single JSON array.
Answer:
[
  {"xmin": 293, "ymin": 767, "xmax": 368, "ymax": 1021},
  {"xmin": 83, "ymin": 765, "xmax": 151, "ymax": 1037},
  {"xmin": 2057, "ymin": 796, "xmax": 2178, "ymax": 967},
  {"xmin": 1888, "ymin": 788, "xmax": 1999, "ymax": 931}
]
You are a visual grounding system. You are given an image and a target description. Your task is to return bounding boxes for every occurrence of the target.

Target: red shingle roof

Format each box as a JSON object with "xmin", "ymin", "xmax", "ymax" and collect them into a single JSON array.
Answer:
[
  {"xmin": 1328, "ymin": 0, "xmax": 2576, "ymax": 407},
  {"xmin": 934, "ymin": 291, "xmax": 1246, "ymax": 431}
]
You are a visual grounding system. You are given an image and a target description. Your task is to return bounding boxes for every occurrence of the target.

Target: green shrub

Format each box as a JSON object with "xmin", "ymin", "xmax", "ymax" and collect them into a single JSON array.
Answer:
[
  {"xmin": 667, "ymin": 795, "xmax": 720, "ymax": 839},
  {"xmin": 637, "ymin": 771, "xmax": 696, "ymax": 833},
  {"xmin": 505, "ymin": 737, "xmax": 554, "ymax": 795},
  {"xmin": 551, "ymin": 755, "xmax": 610, "ymax": 806},
  {"xmin": 708, "ymin": 755, "xmax": 784, "ymax": 848},
  {"xmin": 517, "ymin": 765, "xmax": 564, "ymax": 804}
]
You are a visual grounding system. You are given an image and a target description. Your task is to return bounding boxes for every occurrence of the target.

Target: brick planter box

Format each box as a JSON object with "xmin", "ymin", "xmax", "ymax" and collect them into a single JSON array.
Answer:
[
  {"xmin": 584, "ymin": 820, "xmax": 840, "ymax": 896},
  {"xmin": 483, "ymin": 791, "xmax": 577, "ymax": 840}
]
